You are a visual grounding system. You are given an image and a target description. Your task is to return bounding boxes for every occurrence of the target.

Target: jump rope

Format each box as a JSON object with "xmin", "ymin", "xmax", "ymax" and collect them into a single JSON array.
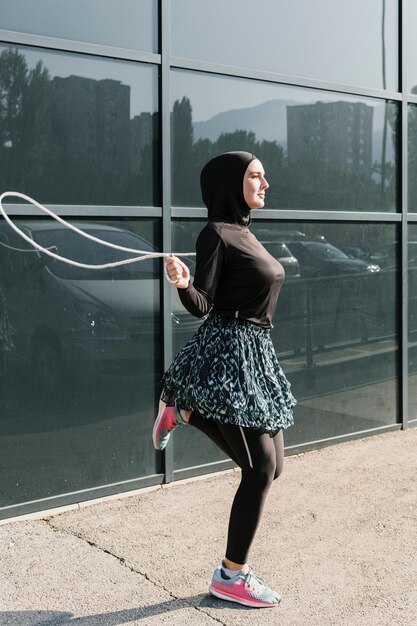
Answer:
[{"xmin": 0, "ymin": 191, "xmax": 195, "ymax": 284}]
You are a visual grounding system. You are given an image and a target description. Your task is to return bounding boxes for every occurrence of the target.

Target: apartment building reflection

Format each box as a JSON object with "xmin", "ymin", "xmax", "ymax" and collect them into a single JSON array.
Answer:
[
  {"xmin": 52, "ymin": 75, "xmax": 130, "ymax": 180},
  {"xmin": 130, "ymin": 112, "xmax": 158, "ymax": 175},
  {"xmin": 287, "ymin": 101, "xmax": 373, "ymax": 175}
]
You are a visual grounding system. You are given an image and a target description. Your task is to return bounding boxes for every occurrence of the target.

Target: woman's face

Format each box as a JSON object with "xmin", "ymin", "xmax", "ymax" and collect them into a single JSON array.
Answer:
[{"xmin": 243, "ymin": 159, "xmax": 269, "ymax": 210}]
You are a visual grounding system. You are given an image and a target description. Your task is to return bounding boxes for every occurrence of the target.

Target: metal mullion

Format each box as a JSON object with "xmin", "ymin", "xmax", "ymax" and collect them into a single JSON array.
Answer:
[
  {"xmin": 408, "ymin": 213, "xmax": 417, "ymax": 221},
  {"xmin": 401, "ymin": 0, "xmax": 409, "ymax": 429},
  {"xmin": 251, "ymin": 211, "xmax": 401, "ymax": 222},
  {"xmin": 170, "ymin": 56, "xmax": 402, "ymax": 102},
  {"xmin": 0, "ymin": 29, "xmax": 161, "ymax": 65},
  {"xmin": 160, "ymin": 0, "xmax": 174, "ymax": 483},
  {"xmin": 408, "ymin": 94, "xmax": 417, "ymax": 104},
  {"xmin": 171, "ymin": 207, "xmax": 402, "ymax": 222}
]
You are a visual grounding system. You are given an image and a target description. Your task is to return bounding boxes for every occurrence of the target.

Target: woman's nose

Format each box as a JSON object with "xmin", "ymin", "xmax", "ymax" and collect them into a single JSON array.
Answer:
[{"xmin": 262, "ymin": 177, "xmax": 269, "ymax": 189}]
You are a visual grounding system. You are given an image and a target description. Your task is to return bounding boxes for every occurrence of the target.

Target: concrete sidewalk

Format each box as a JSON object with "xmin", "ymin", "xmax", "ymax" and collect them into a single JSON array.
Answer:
[{"xmin": 1, "ymin": 428, "xmax": 416, "ymax": 626}]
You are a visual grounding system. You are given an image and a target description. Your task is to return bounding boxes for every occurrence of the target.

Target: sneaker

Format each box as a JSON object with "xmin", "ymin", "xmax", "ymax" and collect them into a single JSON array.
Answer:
[
  {"xmin": 152, "ymin": 402, "xmax": 182, "ymax": 450},
  {"xmin": 209, "ymin": 566, "xmax": 281, "ymax": 608}
]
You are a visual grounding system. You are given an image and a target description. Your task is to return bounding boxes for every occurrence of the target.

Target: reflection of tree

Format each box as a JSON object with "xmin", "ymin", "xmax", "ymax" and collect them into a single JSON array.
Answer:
[
  {"xmin": 172, "ymin": 96, "xmax": 195, "ymax": 204},
  {"xmin": 0, "ymin": 50, "xmax": 71, "ymax": 198},
  {"xmin": 0, "ymin": 48, "xmax": 158, "ymax": 205},
  {"xmin": 0, "ymin": 48, "xmax": 28, "ymax": 189}
]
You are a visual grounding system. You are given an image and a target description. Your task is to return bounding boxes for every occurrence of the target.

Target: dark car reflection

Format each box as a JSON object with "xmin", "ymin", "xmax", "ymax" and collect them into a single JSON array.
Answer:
[
  {"xmin": 285, "ymin": 241, "xmax": 380, "ymax": 278},
  {"xmin": 260, "ymin": 241, "xmax": 300, "ymax": 278},
  {"xmin": 367, "ymin": 241, "xmax": 417, "ymax": 269},
  {"xmin": 264, "ymin": 237, "xmax": 384, "ymax": 362},
  {"xmin": 0, "ymin": 221, "xmax": 196, "ymax": 398}
]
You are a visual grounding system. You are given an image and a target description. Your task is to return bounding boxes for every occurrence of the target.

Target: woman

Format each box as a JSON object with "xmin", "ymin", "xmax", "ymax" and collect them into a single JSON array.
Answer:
[{"xmin": 152, "ymin": 151, "xmax": 296, "ymax": 608}]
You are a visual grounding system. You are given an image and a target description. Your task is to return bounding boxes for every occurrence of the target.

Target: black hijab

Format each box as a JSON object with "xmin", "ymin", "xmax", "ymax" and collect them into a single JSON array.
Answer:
[{"xmin": 200, "ymin": 151, "xmax": 257, "ymax": 227}]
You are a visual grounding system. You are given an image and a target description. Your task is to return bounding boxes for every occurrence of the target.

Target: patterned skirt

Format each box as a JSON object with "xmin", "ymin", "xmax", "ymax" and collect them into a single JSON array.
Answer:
[{"xmin": 160, "ymin": 313, "xmax": 296, "ymax": 433}]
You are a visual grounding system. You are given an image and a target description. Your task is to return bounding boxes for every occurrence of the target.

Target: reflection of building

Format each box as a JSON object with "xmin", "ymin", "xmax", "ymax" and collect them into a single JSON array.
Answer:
[
  {"xmin": 130, "ymin": 112, "xmax": 158, "ymax": 174},
  {"xmin": 52, "ymin": 75, "xmax": 130, "ymax": 176},
  {"xmin": 287, "ymin": 101, "xmax": 373, "ymax": 174}
]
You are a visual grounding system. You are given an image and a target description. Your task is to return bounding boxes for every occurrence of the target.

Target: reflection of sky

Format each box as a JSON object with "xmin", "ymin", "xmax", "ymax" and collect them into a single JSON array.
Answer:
[
  {"xmin": 0, "ymin": 0, "xmax": 157, "ymax": 53},
  {"xmin": 0, "ymin": 44, "xmax": 158, "ymax": 116},
  {"xmin": 171, "ymin": 0, "xmax": 398, "ymax": 92}
]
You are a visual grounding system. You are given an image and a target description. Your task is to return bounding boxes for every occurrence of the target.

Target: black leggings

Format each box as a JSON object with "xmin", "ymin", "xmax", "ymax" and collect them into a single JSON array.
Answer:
[{"xmin": 189, "ymin": 411, "xmax": 284, "ymax": 564}]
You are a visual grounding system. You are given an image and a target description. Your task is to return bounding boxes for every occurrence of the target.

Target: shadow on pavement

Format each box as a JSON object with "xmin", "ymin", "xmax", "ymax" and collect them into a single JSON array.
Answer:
[{"xmin": 0, "ymin": 595, "xmax": 253, "ymax": 626}]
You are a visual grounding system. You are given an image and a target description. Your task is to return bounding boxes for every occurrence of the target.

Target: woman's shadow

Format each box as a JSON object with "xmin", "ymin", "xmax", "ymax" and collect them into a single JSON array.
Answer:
[{"xmin": 0, "ymin": 594, "xmax": 252, "ymax": 626}]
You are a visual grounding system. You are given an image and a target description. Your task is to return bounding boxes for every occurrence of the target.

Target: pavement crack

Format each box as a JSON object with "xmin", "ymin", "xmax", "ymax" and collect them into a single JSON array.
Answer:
[
  {"xmin": 41, "ymin": 518, "xmax": 178, "ymax": 596},
  {"xmin": 40, "ymin": 519, "xmax": 228, "ymax": 624}
]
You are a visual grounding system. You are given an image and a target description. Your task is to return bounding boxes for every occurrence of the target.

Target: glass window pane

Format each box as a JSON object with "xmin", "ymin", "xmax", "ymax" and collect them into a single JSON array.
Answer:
[
  {"xmin": 409, "ymin": 105, "xmax": 417, "ymax": 213},
  {"xmin": 0, "ymin": 218, "xmax": 161, "ymax": 509},
  {"xmin": 257, "ymin": 221, "xmax": 399, "ymax": 445},
  {"xmin": 171, "ymin": 219, "xmax": 398, "ymax": 466},
  {"xmin": 171, "ymin": 0, "xmax": 398, "ymax": 91},
  {"xmin": 0, "ymin": 0, "xmax": 158, "ymax": 53},
  {"xmin": 0, "ymin": 45, "xmax": 160, "ymax": 206},
  {"xmin": 172, "ymin": 70, "xmax": 399, "ymax": 212},
  {"xmin": 409, "ymin": 224, "xmax": 417, "ymax": 422}
]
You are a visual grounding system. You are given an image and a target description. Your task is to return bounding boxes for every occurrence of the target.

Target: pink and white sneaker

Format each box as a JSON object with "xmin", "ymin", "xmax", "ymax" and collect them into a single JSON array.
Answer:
[
  {"xmin": 152, "ymin": 402, "xmax": 182, "ymax": 450},
  {"xmin": 209, "ymin": 566, "xmax": 281, "ymax": 608}
]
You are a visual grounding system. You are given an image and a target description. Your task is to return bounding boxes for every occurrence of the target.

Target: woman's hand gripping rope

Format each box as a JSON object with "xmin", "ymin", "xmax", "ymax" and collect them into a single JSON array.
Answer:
[{"xmin": 164, "ymin": 255, "xmax": 190, "ymax": 289}]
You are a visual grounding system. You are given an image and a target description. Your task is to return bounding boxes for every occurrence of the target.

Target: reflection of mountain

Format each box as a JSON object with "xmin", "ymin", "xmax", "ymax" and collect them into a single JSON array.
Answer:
[
  {"xmin": 193, "ymin": 98, "xmax": 395, "ymax": 164},
  {"xmin": 193, "ymin": 99, "xmax": 299, "ymax": 146}
]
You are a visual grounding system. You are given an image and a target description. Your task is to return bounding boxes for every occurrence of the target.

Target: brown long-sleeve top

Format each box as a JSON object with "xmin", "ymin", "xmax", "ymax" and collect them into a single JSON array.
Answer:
[{"xmin": 178, "ymin": 220, "xmax": 285, "ymax": 329}]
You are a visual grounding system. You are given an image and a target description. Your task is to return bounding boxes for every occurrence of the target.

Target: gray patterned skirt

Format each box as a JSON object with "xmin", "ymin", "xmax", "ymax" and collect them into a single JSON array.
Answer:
[{"xmin": 161, "ymin": 313, "xmax": 296, "ymax": 433}]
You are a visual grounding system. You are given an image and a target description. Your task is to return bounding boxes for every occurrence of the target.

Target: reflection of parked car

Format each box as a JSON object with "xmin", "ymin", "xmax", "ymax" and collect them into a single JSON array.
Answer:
[
  {"xmin": 367, "ymin": 241, "xmax": 417, "ymax": 269},
  {"xmin": 261, "ymin": 241, "xmax": 300, "ymax": 278},
  {"xmin": 285, "ymin": 241, "xmax": 380, "ymax": 278},
  {"xmin": 339, "ymin": 246, "xmax": 368, "ymax": 261},
  {"xmin": 0, "ymin": 221, "xmax": 196, "ymax": 396},
  {"xmin": 255, "ymin": 229, "xmax": 306, "ymax": 242}
]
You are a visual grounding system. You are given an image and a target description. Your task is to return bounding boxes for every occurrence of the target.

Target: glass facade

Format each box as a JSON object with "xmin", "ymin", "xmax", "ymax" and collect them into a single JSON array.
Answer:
[
  {"xmin": 0, "ymin": 218, "xmax": 161, "ymax": 508},
  {"xmin": 0, "ymin": 1, "xmax": 413, "ymax": 520},
  {"xmin": 172, "ymin": 220, "xmax": 398, "ymax": 466}
]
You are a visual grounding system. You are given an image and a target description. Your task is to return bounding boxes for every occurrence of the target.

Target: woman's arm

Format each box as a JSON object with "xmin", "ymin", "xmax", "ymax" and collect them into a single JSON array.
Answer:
[{"xmin": 166, "ymin": 226, "xmax": 225, "ymax": 318}]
